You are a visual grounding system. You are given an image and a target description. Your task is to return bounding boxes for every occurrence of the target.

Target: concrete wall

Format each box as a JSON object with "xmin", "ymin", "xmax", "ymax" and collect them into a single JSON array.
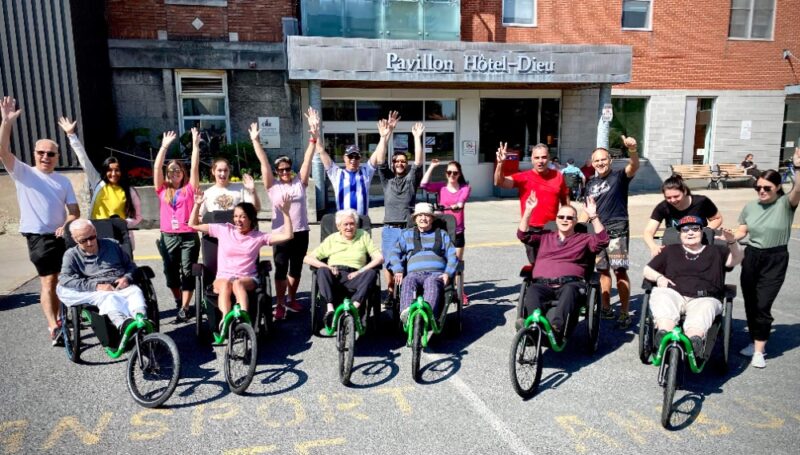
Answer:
[
  {"xmin": 112, "ymin": 69, "xmax": 175, "ymax": 139},
  {"xmin": 560, "ymin": 88, "xmax": 600, "ymax": 165}
]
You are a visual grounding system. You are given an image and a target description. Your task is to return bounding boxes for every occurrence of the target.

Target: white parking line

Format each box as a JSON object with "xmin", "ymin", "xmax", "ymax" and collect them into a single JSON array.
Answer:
[{"xmin": 425, "ymin": 352, "xmax": 535, "ymax": 455}]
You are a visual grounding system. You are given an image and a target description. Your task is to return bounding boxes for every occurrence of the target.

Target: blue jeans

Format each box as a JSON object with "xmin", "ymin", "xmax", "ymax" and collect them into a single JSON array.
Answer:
[{"xmin": 381, "ymin": 225, "xmax": 404, "ymax": 266}]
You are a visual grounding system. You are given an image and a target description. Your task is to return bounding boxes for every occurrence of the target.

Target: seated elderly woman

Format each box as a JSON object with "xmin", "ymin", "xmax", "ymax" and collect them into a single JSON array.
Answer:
[
  {"xmin": 643, "ymin": 215, "xmax": 742, "ymax": 355},
  {"xmin": 303, "ymin": 209, "xmax": 383, "ymax": 326},
  {"xmin": 56, "ymin": 219, "xmax": 147, "ymax": 332},
  {"xmin": 387, "ymin": 203, "xmax": 458, "ymax": 325},
  {"xmin": 516, "ymin": 194, "xmax": 608, "ymax": 340}
]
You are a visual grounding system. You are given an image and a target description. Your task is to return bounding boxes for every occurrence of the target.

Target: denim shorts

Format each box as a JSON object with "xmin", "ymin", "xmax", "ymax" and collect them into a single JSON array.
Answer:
[{"xmin": 382, "ymin": 225, "xmax": 404, "ymax": 266}]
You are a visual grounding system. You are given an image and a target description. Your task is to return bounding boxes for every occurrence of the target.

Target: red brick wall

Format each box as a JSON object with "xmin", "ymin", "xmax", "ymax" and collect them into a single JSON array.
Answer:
[
  {"xmin": 106, "ymin": 0, "xmax": 296, "ymax": 42},
  {"xmin": 461, "ymin": 0, "xmax": 800, "ymax": 90}
]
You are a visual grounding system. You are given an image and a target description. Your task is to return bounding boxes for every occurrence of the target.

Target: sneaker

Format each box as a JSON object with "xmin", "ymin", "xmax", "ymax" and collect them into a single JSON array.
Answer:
[
  {"xmin": 600, "ymin": 307, "xmax": 615, "ymax": 320},
  {"xmin": 284, "ymin": 300, "xmax": 304, "ymax": 313},
  {"xmin": 273, "ymin": 304, "xmax": 286, "ymax": 321},
  {"xmin": 324, "ymin": 310, "xmax": 335, "ymax": 328},
  {"xmin": 462, "ymin": 293, "xmax": 470, "ymax": 307},
  {"xmin": 50, "ymin": 326, "xmax": 64, "ymax": 347},
  {"xmin": 514, "ymin": 317, "xmax": 525, "ymax": 331},
  {"xmin": 616, "ymin": 312, "xmax": 632, "ymax": 330},
  {"xmin": 400, "ymin": 308, "xmax": 410, "ymax": 326},
  {"xmin": 739, "ymin": 343, "xmax": 756, "ymax": 357},
  {"xmin": 689, "ymin": 336, "xmax": 704, "ymax": 357},
  {"xmin": 175, "ymin": 307, "xmax": 192, "ymax": 323},
  {"xmin": 654, "ymin": 329, "xmax": 667, "ymax": 347},
  {"xmin": 751, "ymin": 351, "xmax": 766, "ymax": 369}
]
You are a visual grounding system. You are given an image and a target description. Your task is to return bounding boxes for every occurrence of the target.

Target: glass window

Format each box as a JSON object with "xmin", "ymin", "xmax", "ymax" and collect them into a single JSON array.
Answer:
[
  {"xmin": 622, "ymin": 0, "xmax": 652, "ymax": 29},
  {"xmin": 356, "ymin": 100, "xmax": 423, "ymax": 122},
  {"xmin": 729, "ymin": 0, "xmax": 775, "ymax": 39},
  {"xmin": 424, "ymin": 0, "xmax": 461, "ymax": 40},
  {"xmin": 323, "ymin": 133, "xmax": 356, "ymax": 161},
  {"xmin": 425, "ymin": 100, "xmax": 457, "ymax": 120},
  {"xmin": 503, "ymin": 0, "xmax": 536, "ymax": 26},
  {"xmin": 780, "ymin": 98, "xmax": 800, "ymax": 163},
  {"xmin": 424, "ymin": 132, "xmax": 455, "ymax": 164},
  {"xmin": 539, "ymin": 98, "xmax": 560, "ymax": 151},
  {"xmin": 344, "ymin": 0, "xmax": 378, "ymax": 38},
  {"xmin": 608, "ymin": 98, "xmax": 647, "ymax": 158},
  {"xmin": 384, "ymin": 0, "xmax": 422, "ymax": 40},
  {"xmin": 322, "ymin": 100, "xmax": 355, "ymax": 121},
  {"xmin": 176, "ymin": 71, "xmax": 230, "ymax": 151},
  {"xmin": 479, "ymin": 98, "xmax": 540, "ymax": 163},
  {"xmin": 302, "ymin": 0, "xmax": 344, "ymax": 37}
]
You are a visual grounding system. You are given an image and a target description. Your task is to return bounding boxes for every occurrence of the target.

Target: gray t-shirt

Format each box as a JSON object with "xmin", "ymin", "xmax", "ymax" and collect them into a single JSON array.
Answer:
[
  {"xmin": 58, "ymin": 238, "xmax": 136, "ymax": 292},
  {"xmin": 379, "ymin": 163, "xmax": 422, "ymax": 223}
]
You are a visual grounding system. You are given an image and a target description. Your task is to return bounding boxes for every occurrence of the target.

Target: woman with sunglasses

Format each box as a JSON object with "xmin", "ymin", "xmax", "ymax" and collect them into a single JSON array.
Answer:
[
  {"xmin": 154, "ymin": 128, "xmax": 201, "ymax": 322},
  {"xmin": 734, "ymin": 149, "xmax": 800, "ymax": 369},
  {"xmin": 194, "ymin": 156, "xmax": 260, "ymax": 216},
  {"xmin": 58, "ymin": 117, "xmax": 143, "ymax": 245},
  {"xmin": 248, "ymin": 108, "xmax": 316, "ymax": 320},
  {"xmin": 421, "ymin": 159, "xmax": 471, "ymax": 303}
]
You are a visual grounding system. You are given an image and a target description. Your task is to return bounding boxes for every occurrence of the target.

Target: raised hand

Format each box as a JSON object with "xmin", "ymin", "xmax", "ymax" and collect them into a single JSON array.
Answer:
[
  {"xmin": 715, "ymin": 227, "xmax": 736, "ymax": 244},
  {"xmin": 194, "ymin": 191, "xmax": 205, "ymax": 206},
  {"xmin": 279, "ymin": 193, "xmax": 292, "ymax": 214},
  {"xmin": 621, "ymin": 135, "xmax": 637, "ymax": 150},
  {"xmin": 584, "ymin": 196, "xmax": 597, "ymax": 218},
  {"xmin": 387, "ymin": 110, "xmax": 401, "ymax": 129},
  {"xmin": 161, "ymin": 131, "xmax": 177, "ymax": 148},
  {"xmin": 0, "ymin": 96, "xmax": 21, "ymax": 122},
  {"xmin": 377, "ymin": 118, "xmax": 391, "ymax": 139},
  {"xmin": 496, "ymin": 142, "xmax": 508, "ymax": 162},
  {"xmin": 58, "ymin": 117, "xmax": 77, "ymax": 135},
  {"xmin": 305, "ymin": 107, "xmax": 320, "ymax": 139},
  {"xmin": 191, "ymin": 127, "xmax": 200, "ymax": 148},
  {"xmin": 242, "ymin": 173, "xmax": 255, "ymax": 191},
  {"xmin": 429, "ymin": 158, "xmax": 440, "ymax": 167},
  {"xmin": 248, "ymin": 122, "xmax": 260, "ymax": 142},
  {"xmin": 411, "ymin": 122, "xmax": 425, "ymax": 138},
  {"xmin": 524, "ymin": 192, "xmax": 537, "ymax": 212},
  {"xmin": 793, "ymin": 146, "xmax": 800, "ymax": 168}
]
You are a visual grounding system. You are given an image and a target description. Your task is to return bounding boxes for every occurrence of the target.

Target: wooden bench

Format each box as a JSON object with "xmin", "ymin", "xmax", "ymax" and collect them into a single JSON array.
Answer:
[
  {"xmin": 670, "ymin": 164, "xmax": 727, "ymax": 189},
  {"xmin": 717, "ymin": 163, "xmax": 754, "ymax": 181}
]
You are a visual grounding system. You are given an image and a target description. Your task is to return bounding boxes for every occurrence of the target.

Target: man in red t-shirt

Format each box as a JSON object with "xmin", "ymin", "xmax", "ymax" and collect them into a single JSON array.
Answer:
[{"xmin": 495, "ymin": 142, "xmax": 569, "ymax": 262}]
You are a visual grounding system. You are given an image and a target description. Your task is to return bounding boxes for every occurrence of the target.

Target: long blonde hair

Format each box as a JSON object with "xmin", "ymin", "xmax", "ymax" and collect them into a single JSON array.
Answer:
[{"xmin": 163, "ymin": 159, "xmax": 188, "ymax": 204}]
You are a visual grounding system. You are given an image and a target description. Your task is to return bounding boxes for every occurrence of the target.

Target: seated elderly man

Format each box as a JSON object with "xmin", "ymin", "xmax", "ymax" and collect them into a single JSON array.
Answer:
[
  {"xmin": 388, "ymin": 203, "xmax": 458, "ymax": 325},
  {"xmin": 56, "ymin": 219, "xmax": 147, "ymax": 331},
  {"xmin": 516, "ymin": 194, "xmax": 608, "ymax": 340},
  {"xmin": 643, "ymin": 215, "xmax": 742, "ymax": 355},
  {"xmin": 303, "ymin": 209, "xmax": 383, "ymax": 326}
]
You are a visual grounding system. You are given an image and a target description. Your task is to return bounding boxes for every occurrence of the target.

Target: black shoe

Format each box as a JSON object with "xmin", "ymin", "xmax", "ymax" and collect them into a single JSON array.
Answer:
[
  {"xmin": 690, "ymin": 336, "xmax": 705, "ymax": 358},
  {"xmin": 175, "ymin": 307, "xmax": 192, "ymax": 323},
  {"xmin": 551, "ymin": 326, "xmax": 564, "ymax": 345},
  {"xmin": 654, "ymin": 329, "xmax": 668, "ymax": 347},
  {"xmin": 119, "ymin": 318, "xmax": 135, "ymax": 335},
  {"xmin": 324, "ymin": 310, "xmax": 334, "ymax": 328},
  {"xmin": 174, "ymin": 298, "xmax": 181, "ymax": 309}
]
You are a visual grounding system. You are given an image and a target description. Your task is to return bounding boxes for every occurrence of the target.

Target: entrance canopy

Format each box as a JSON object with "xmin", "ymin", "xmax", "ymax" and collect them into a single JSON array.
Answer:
[{"xmin": 287, "ymin": 36, "xmax": 631, "ymax": 85}]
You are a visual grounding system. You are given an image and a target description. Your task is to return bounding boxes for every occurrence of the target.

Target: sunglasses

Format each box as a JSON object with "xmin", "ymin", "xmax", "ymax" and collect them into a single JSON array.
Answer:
[
  {"xmin": 276, "ymin": 167, "xmax": 292, "ymax": 173},
  {"xmin": 680, "ymin": 225, "xmax": 702, "ymax": 233},
  {"xmin": 345, "ymin": 154, "xmax": 361, "ymax": 160},
  {"xmin": 77, "ymin": 234, "xmax": 97, "ymax": 245},
  {"xmin": 556, "ymin": 215, "xmax": 576, "ymax": 221},
  {"xmin": 393, "ymin": 160, "xmax": 408, "ymax": 165},
  {"xmin": 446, "ymin": 170, "xmax": 460, "ymax": 176},
  {"xmin": 36, "ymin": 150, "xmax": 57, "ymax": 158},
  {"xmin": 754, "ymin": 185, "xmax": 774, "ymax": 192}
]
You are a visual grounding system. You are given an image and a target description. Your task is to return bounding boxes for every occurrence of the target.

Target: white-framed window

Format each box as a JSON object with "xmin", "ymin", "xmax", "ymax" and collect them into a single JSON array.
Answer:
[
  {"xmin": 175, "ymin": 70, "xmax": 231, "ymax": 152},
  {"xmin": 621, "ymin": 0, "xmax": 653, "ymax": 30},
  {"xmin": 729, "ymin": 0, "xmax": 775, "ymax": 40},
  {"xmin": 502, "ymin": 0, "xmax": 536, "ymax": 27}
]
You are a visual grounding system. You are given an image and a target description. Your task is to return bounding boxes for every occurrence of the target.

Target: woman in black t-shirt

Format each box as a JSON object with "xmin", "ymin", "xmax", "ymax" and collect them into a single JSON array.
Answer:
[
  {"xmin": 643, "ymin": 174, "xmax": 723, "ymax": 257},
  {"xmin": 741, "ymin": 153, "xmax": 759, "ymax": 178}
]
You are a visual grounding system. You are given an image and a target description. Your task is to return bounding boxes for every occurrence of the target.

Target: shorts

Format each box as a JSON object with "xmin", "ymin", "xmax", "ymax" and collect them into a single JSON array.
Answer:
[
  {"xmin": 214, "ymin": 274, "xmax": 261, "ymax": 287},
  {"xmin": 24, "ymin": 233, "xmax": 66, "ymax": 276},
  {"xmin": 596, "ymin": 220, "xmax": 629, "ymax": 271},
  {"xmin": 453, "ymin": 231, "xmax": 465, "ymax": 248},
  {"xmin": 273, "ymin": 230, "xmax": 310, "ymax": 280},
  {"xmin": 382, "ymin": 225, "xmax": 404, "ymax": 266}
]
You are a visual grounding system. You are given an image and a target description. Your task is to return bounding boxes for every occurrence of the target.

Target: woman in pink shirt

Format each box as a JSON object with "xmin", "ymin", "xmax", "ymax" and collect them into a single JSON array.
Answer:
[
  {"xmin": 421, "ymin": 159, "xmax": 471, "ymax": 303},
  {"xmin": 154, "ymin": 128, "xmax": 200, "ymax": 322},
  {"xmin": 189, "ymin": 195, "xmax": 294, "ymax": 317}
]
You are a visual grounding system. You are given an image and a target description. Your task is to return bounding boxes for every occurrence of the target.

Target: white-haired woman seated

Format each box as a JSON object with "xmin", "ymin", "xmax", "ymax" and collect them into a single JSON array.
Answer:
[{"xmin": 303, "ymin": 209, "xmax": 383, "ymax": 326}]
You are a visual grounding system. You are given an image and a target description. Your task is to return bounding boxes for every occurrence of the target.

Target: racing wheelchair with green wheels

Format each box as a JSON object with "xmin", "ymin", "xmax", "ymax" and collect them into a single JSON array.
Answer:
[
  {"xmin": 509, "ymin": 221, "xmax": 602, "ymax": 399},
  {"xmin": 59, "ymin": 218, "xmax": 179, "ymax": 408},
  {"xmin": 191, "ymin": 210, "xmax": 274, "ymax": 394},
  {"xmin": 637, "ymin": 227, "xmax": 735, "ymax": 428}
]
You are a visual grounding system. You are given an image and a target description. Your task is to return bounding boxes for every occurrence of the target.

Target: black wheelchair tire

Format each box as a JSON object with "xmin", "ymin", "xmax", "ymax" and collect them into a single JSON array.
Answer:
[
  {"xmin": 509, "ymin": 326, "xmax": 543, "ymax": 399},
  {"xmin": 720, "ymin": 300, "xmax": 732, "ymax": 373},
  {"xmin": 516, "ymin": 281, "xmax": 528, "ymax": 319},
  {"xmin": 310, "ymin": 272, "xmax": 322, "ymax": 336},
  {"xmin": 586, "ymin": 285, "xmax": 600, "ymax": 354},
  {"xmin": 638, "ymin": 296, "xmax": 654, "ymax": 364},
  {"xmin": 661, "ymin": 346, "xmax": 680, "ymax": 429},
  {"xmin": 453, "ymin": 273, "xmax": 463, "ymax": 335},
  {"xmin": 126, "ymin": 332, "xmax": 181, "ymax": 408},
  {"xmin": 62, "ymin": 305, "xmax": 81, "ymax": 363},
  {"xmin": 411, "ymin": 315, "xmax": 423, "ymax": 382},
  {"xmin": 337, "ymin": 313, "xmax": 355, "ymax": 385},
  {"xmin": 224, "ymin": 322, "xmax": 258, "ymax": 395}
]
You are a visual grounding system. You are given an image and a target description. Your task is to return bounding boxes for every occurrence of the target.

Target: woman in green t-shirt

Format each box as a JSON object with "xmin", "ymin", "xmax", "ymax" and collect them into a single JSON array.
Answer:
[{"xmin": 734, "ymin": 149, "xmax": 800, "ymax": 369}]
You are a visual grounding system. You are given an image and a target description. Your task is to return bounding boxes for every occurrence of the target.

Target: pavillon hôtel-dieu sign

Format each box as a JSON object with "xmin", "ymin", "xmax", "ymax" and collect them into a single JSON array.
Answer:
[{"xmin": 386, "ymin": 52, "xmax": 555, "ymax": 75}]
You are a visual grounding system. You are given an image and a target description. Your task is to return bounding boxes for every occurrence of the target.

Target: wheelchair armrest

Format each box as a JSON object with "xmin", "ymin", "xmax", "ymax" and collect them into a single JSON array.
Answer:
[
  {"xmin": 588, "ymin": 272, "xmax": 600, "ymax": 286},
  {"xmin": 133, "ymin": 266, "xmax": 155, "ymax": 281},
  {"xmin": 258, "ymin": 260, "xmax": 272, "ymax": 275},
  {"xmin": 725, "ymin": 284, "xmax": 737, "ymax": 301},
  {"xmin": 191, "ymin": 263, "xmax": 206, "ymax": 277},
  {"xmin": 641, "ymin": 279, "xmax": 655, "ymax": 293}
]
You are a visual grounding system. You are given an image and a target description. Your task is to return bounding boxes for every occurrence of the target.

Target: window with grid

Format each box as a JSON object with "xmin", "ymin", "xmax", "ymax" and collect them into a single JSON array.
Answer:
[
  {"xmin": 176, "ymin": 71, "xmax": 231, "ymax": 153},
  {"xmin": 502, "ymin": 0, "xmax": 536, "ymax": 26},
  {"xmin": 729, "ymin": 0, "xmax": 775, "ymax": 39}
]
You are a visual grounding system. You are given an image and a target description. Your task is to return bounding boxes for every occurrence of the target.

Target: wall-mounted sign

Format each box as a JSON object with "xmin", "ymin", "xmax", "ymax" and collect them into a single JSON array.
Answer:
[
  {"xmin": 386, "ymin": 52, "xmax": 555, "ymax": 75},
  {"xmin": 602, "ymin": 103, "xmax": 613, "ymax": 122},
  {"xmin": 258, "ymin": 117, "xmax": 280, "ymax": 149},
  {"xmin": 740, "ymin": 120, "xmax": 752, "ymax": 140},
  {"xmin": 462, "ymin": 140, "xmax": 477, "ymax": 156}
]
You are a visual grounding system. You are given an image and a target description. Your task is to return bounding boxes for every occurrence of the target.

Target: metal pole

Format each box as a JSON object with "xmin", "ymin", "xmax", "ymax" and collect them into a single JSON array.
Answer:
[
  {"xmin": 309, "ymin": 80, "xmax": 325, "ymax": 220},
  {"xmin": 596, "ymin": 83, "xmax": 612, "ymax": 149}
]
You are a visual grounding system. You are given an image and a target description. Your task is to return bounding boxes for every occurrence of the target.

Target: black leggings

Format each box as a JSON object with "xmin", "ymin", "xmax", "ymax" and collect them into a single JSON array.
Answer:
[
  {"xmin": 523, "ymin": 281, "xmax": 583, "ymax": 333},
  {"xmin": 273, "ymin": 230, "xmax": 310, "ymax": 280},
  {"xmin": 741, "ymin": 245, "xmax": 789, "ymax": 341}
]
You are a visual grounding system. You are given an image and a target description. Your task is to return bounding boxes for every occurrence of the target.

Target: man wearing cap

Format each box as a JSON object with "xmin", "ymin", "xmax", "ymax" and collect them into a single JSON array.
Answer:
[
  {"xmin": 642, "ymin": 216, "xmax": 742, "ymax": 356},
  {"xmin": 317, "ymin": 113, "xmax": 399, "ymax": 216},
  {"xmin": 584, "ymin": 135, "xmax": 639, "ymax": 329},
  {"xmin": 494, "ymin": 142, "xmax": 569, "ymax": 263},
  {"xmin": 388, "ymin": 203, "xmax": 458, "ymax": 326},
  {"xmin": 0, "ymin": 96, "xmax": 80, "ymax": 345}
]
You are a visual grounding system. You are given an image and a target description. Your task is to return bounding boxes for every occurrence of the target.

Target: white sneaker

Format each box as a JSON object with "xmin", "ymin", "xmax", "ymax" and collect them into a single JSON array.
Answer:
[
  {"xmin": 751, "ymin": 351, "xmax": 766, "ymax": 369},
  {"xmin": 739, "ymin": 343, "xmax": 755, "ymax": 356}
]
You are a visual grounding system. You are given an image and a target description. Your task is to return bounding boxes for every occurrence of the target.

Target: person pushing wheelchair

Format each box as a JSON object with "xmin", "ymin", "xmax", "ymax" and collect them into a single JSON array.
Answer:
[{"xmin": 642, "ymin": 215, "xmax": 742, "ymax": 355}]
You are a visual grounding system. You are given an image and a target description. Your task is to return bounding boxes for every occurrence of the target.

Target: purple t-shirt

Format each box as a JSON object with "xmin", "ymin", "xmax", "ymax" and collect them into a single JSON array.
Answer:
[
  {"xmin": 156, "ymin": 184, "xmax": 196, "ymax": 233},
  {"xmin": 208, "ymin": 223, "xmax": 271, "ymax": 279},
  {"xmin": 268, "ymin": 176, "xmax": 309, "ymax": 232},
  {"xmin": 518, "ymin": 229, "xmax": 610, "ymax": 278},
  {"xmin": 422, "ymin": 182, "xmax": 471, "ymax": 233}
]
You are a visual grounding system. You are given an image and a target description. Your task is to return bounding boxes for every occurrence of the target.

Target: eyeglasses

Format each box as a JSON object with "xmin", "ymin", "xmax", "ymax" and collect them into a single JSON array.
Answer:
[
  {"xmin": 680, "ymin": 225, "xmax": 702, "ymax": 233},
  {"xmin": 556, "ymin": 215, "xmax": 576, "ymax": 221},
  {"xmin": 276, "ymin": 167, "xmax": 292, "ymax": 173},
  {"xmin": 446, "ymin": 170, "xmax": 460, "ymax": 176},
  {"xmin": 393, "ymin": 160, "xmax": 408, "ymax": 165},
  {"xmin": 754, "ymin": 185, "xmax": 774, "ymax": 192},
  {"xmin": 36, "ymin": 150, "xmax": 57, "ymax": 158},
  {"xmin": 345, "ymin": 154, "xmax": 361, "ymax": 160},
  {"xmin": 76, "ymin": 234, "xmax": 97, "ymax": 245}
]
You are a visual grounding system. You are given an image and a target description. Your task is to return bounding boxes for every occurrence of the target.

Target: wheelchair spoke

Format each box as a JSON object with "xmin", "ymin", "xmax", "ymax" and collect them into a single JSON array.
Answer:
[
  {"xmin": 224, "ymin": 322, "xmax": 258, "ymax": 395},
  {"xmin": 127, "ymin": 333, "xmax": 180, "ymax": 408}
]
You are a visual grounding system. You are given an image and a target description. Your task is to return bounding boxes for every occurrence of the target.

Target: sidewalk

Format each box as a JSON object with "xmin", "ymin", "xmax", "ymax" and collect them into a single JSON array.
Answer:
[{"xmin": 0, "ymin": 187, "xmax": 792, "ymax": 296}]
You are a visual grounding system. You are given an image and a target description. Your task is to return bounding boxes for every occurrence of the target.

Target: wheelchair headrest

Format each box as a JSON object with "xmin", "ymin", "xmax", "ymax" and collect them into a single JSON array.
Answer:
[
  {"xmin": 64, "ymin": 218, "xmax": 132, "ymax": 259},
  {"xmin": 320, "ymin": 213, "xmax": 372, "ymax": 239}
]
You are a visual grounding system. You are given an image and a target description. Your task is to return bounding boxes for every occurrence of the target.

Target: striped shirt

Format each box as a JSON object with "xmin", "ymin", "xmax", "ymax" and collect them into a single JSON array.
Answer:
[
  {"xmin": 326, "ymin": 161, "xmax": 376, "ymax": 216},
  {"xmin": 388, "ymin": 227, "xmax": 458, "ymax": 276}
]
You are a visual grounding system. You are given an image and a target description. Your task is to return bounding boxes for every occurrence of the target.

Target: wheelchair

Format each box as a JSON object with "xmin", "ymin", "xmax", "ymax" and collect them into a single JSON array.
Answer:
[
  {"xmin": 509, "ymin": 221, "xmax": 601, "ymax": 399},
  {"xmin": 563, "ymin": 172, "xmax": 584, "ymax": 202},
  {"xmin": 391, "ymin": 213, "xmax": 463, "ymax": 381},
  {"xmin": 308, "ymin": 213, "xmax": 381, "ymax": 385},
  {"xmin": 637, "ymin": 227, "xmax": 734, "ymax": 428},
  {"xmin": 59, "ymin": 218, "xmax": 179, "ymax": 408},
  {"xmin": 191, "ymin": 210, "xmax": 274, "ymax": 394}
]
